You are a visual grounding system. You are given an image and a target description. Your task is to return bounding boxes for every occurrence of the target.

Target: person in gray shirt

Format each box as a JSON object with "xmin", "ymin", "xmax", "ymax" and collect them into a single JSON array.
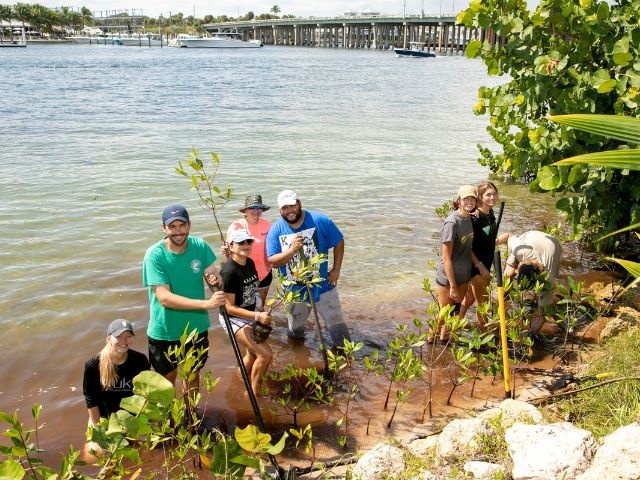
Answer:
[
  {"xmin": 504, "ymin": 230, "xmax": 563, "ymax": 333},
  {"xmin": 434, "ymin": 185, "xmax": 488, "ymax": 342}
]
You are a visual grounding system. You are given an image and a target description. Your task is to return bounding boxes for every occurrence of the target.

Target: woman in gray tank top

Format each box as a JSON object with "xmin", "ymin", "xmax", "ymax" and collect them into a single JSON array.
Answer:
[{"xmin": 433, "ymin": 185, "xmax": 483, "ymax": 342}]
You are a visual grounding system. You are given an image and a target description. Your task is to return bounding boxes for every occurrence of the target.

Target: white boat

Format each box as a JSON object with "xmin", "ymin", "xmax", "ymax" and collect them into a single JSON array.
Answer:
[
  {"xmin": 116, "ymin": 34, "xmax": 164, "ymax": 47},
  {"xmin": 168, "ymin": 31, "xmax": 262, "ymax": 48},
  {"xmin": 394, "ymin": 41, "xmax": 436, "ymax": 58}
]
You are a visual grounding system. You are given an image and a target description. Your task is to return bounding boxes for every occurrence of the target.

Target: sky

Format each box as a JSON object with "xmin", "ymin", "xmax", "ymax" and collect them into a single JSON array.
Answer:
[{"xmin": 27, "ymin": 1, "xmax": 468, "ymax": 19}]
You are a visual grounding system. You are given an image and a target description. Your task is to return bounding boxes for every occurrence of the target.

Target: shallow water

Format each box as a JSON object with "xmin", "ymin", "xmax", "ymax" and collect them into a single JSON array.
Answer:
[{"xmin": 0, "ymin": 44, "xmax": 595, "ymax": 465}]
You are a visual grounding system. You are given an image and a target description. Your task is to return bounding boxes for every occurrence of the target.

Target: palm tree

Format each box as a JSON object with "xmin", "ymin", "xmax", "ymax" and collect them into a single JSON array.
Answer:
[
  {"xmin": 270, "ymin": 5, "xmax": 281, "ymax": 15},
  {"xmin": 13, "ymin": 2, "xmax": 32, "ymax": 37},
  {"xmin": 80, "ymin": 6, "xmax": 93, "ymax": 27},
  {"xmin": 0, "ymin": 4, "xmax": 15, "ymax": 42}
]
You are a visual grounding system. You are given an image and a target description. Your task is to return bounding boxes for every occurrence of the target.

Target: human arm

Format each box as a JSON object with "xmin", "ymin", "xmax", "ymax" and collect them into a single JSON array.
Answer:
[
  {"xmin": 152, "ymin": 284, "xmax": 226, "ymax": 310},
  {"xmin": 87, "ymin": 406, "xmax": 101, "ymax": 427},
  {"xmin": 496, "ymin": 232, "xmax": 511, "ymax": 245},
  {"xmin": 442, "ymin": 241, "xmax": 463, "ymax": 302},
  {"xmin": 268, "ymin": 234, "xmax": 304, "ymax": 268},
  {"xmin": 504, "ymin": 252, "xmax": 518, "ymax": 278},
  {"xmin": 327, "ymin": 238, "xmax": 344, "ymax": 286},
  {"xmin": 203, "ymin": 264, "xmax": 223, "ymax": 290},
  {"xmin": 224, "ymin": 292, "xmax": 271, "ymax": 324},
  {"xmin": 471, "ymin": 252, "xmax": 490, "ymax": 280}
]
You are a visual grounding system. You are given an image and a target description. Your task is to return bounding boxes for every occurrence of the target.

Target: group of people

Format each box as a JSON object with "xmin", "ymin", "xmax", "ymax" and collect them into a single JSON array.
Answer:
[
  {"xmin": 83, "ymin": 183, "xmax": 564, "ymax": 440},
  {"xmin": 435, "ymin": 181, "xmax": 563, "ymax": 341},
  {"xmin": 83, "ymin": 189, "xmax": 350, "ymax": 432}
]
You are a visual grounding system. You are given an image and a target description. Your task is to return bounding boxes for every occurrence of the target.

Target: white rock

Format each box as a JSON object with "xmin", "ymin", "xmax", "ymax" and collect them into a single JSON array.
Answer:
[
  {"xmin": 478, "ymin": 399, "xmax": 543, "ymax": 427},
  {"xmin": 577, "ymin": 423, "xmax": 640, "ymax": 480},
  {"xmin": 506, "ymin": 422, "xmax": 597, "ymax": 480},
  {"xmin": 407, "ymin": 435, "xmax": 439, "ymax": 458},
  {"xmin": 436, "ymin": 418, "xmax": 496, "ymax": 464},
  {"xmin": 351, "ymin": 443, "xmax": 406, "ymax": 480},
  {"xmin": 464, "ymin": 461, "xmax": 509, "ymax": 479}
]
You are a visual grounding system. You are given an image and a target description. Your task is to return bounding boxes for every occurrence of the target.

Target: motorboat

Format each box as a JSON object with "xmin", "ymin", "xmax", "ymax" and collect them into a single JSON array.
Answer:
[
  {"xmin": 168, "ymin": 31, "xmax": 262, "ymax": 48},
  {"xmin": 394, "ymin": 42, "xmax": 436, "ymax": 58},
  {"xmin": 116, "ymin": 34, "xmax": 164, "ymax": 47}
]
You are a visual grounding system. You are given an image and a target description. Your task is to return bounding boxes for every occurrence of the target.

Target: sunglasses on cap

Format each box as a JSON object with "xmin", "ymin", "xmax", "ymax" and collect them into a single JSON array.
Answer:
[{"xmin": 234, "ymin": 239, "xmax": 254, "ymax": 245}]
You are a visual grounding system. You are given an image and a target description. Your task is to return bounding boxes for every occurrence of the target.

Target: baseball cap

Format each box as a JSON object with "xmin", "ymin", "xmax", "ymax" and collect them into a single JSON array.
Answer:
[
  {"xmin": 277, "ymin": 190, "xmax": 300, "ymax": 209},
  {"xmin": 228, "ymin": 229, "xmax": 255, "ymax": 244},
  {"xmin": 107, "ymin": 319, "xmax": 134, "ymax": 337},
  {"xmin": 457, "ymin": 185, "xmax": 478, "ymax": 199},
  {"xmin": 162, "ymin": 205, "xmax": 189, "ymax": 226}
]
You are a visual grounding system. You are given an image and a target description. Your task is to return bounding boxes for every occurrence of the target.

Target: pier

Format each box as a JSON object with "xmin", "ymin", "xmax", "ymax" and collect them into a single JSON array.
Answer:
[{"xmin": 203, "ymin": 14, "xmax": 494, "ymax": 53}]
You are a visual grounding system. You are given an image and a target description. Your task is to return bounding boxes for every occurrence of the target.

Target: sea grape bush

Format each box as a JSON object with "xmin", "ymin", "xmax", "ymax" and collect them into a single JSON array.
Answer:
[{"xmin": 459, "ymin": 0, "xmax": 640, "ymax": 248}]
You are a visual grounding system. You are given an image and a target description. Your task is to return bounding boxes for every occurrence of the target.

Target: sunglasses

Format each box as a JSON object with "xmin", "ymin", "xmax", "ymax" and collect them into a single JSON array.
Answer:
[
  {"xmin": 234, "ymin": 239, "xmax": 254, "ymax": 245},
  {"xmin": 246, "ymin": 206, "xmax": 263, "ymax": 211}
]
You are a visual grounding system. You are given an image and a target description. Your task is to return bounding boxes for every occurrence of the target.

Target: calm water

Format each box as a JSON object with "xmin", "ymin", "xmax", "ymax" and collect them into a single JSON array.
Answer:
[{"xmin": 0, "ymin": 44, "xmax": 565, "ymax": 460}]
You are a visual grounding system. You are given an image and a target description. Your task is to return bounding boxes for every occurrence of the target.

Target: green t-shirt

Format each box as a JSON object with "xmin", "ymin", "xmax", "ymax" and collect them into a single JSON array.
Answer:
[{"xmin": 143, "ymin": 236, "xmax": 216, "ymax": 341}]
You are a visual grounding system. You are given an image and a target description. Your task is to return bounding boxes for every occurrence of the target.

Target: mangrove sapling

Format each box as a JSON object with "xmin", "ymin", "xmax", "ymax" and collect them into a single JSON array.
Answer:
[
  {"xmin": 267, "ymin": 364, "xmax": 333, "ymax": 429},
  {"xmin": 289, "ymin": 423, "xmax": 315, "ymax": 465},
  {"xmin": 385, "ymin": 347, "xmax": 424, "ymax": 428},
  {"xmin": 266, "ymin": 271, "xmax": 301, "ymax": 314},
  {"xmin": 552, "ymin": 277, "xmax": 598, "ymax": 364},
  {"xmin": 327, "ymin": 339, "xmax": 364, "ymax": 447},
  {"xmin": 175, "ymin": 148, "xmax": 233, "ymax": 243},
  {"xmin": 457, "ymin": 328, "xmax": 499, "ymax": 397}
]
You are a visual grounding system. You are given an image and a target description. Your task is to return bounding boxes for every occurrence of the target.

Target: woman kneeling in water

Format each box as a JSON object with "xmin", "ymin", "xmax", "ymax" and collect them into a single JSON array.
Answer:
[{"xmin": 83, "ymin": 319, "xmax": 150, "ymax": 451}]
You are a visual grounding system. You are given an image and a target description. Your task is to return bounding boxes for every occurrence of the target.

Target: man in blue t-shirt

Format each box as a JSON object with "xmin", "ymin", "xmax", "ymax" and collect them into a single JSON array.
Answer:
[{"xmin": 266, "ymin": 190, "xmax": 351, "ymax": 347}]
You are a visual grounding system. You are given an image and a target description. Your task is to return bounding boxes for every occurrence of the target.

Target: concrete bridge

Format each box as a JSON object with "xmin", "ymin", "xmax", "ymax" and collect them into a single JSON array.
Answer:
[{"xmin": 203, "ymin": 15, "xmax": 496, "ymax": 53}]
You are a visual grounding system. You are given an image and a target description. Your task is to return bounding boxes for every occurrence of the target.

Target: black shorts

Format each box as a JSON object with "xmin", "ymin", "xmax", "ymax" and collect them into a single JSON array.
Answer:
[
  {"xmin": 259, "ymin": 271, "xmax": 273, "ymax": 289},
  {"xmin": 148, "ymin": 332, "xmax": 209, "ymax": 376}
]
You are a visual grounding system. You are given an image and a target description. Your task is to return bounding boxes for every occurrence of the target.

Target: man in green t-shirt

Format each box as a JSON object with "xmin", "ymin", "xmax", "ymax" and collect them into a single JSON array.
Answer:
[{"xmin": 143, "ymin": 205, "xmax": 226, "ymax": 392}]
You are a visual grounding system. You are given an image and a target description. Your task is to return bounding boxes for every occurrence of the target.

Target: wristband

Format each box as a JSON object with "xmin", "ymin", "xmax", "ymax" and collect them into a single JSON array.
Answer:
[{"xmin": 476, "ymin": 262, "xmax": 483, "ymax": 269}]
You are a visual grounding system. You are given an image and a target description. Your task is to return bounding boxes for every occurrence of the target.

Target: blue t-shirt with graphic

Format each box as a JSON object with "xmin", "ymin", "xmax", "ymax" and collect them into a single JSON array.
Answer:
[{"xmin": 266, "ymin": 210, "xmax": 343, "ymax": 301}]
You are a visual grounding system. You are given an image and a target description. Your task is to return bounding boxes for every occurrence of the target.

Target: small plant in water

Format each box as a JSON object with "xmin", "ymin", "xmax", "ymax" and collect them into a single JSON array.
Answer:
[{"xmin": 268, "ymin": 364, "xmax": 333, "ymax": 429}]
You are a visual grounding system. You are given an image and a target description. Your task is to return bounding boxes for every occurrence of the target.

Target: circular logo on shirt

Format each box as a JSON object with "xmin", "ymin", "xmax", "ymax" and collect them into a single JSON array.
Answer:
[{"xmin": 191, "ymin": 259, "xmax": 201, "ymax": 273}]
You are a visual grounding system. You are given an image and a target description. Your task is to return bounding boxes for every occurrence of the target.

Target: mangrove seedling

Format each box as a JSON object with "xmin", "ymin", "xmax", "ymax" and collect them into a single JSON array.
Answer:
[
  {"xmin": 268, "ymin": 364, "xmax": 333, "ymax": 429},
  {"xmin": 175, "ymin": 148, "xmax": 233, "ymax": 243}
]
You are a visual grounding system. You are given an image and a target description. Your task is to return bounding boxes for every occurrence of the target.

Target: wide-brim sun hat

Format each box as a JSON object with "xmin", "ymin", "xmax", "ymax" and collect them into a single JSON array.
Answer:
[{"xmin": 240, "ymin": 194, "xmax": 270, "ymax": 212}]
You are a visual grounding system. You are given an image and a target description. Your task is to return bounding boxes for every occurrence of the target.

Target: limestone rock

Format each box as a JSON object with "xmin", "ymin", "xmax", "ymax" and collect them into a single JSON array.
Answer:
[
  {"xmin": 464, "ymin": 461, "xmax": 509, "ymax": 480},
  {"xmin": 599, "ymin": 306, "xmax": 640, "ymax": 342},
  {"xmin": 436, "ymin": 418, "xmax": 496, "ymax": 464},
  {"xmin": 407, "ymin": 435, "xmax": 439, "ymax": 458},
  {"xmin": 505, "ymin": 422, "xmax": 597, "ymax": 480},
  {"xmin": 351, "ymin": 443, "xmax": 406, "ymax": 480},
  {"xmin": 577, "ymin": 423, "xmax": 640, "ymax": 480},
  {"xmin": 478, "ymin": 399, "xmax": 542, "ymax": 427}
]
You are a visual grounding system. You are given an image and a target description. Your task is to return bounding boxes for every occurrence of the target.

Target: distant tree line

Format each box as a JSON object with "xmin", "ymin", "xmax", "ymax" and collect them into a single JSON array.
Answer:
[
  {"xmin": 0, "ymin": 3, "xmax": 92, "ymax": 34},
  {"xmin": 0, "ymin": 2, "xmax": 296, "ymax": 36}
]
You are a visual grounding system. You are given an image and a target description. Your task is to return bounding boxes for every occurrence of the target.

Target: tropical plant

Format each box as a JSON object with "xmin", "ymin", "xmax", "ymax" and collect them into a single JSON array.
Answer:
[
  {"xmin": 270, "ymin": 5, "xmax": 281, "ymax": 15},
  {"xmin": 548, "ymin": 113, "xmax": 640, "ymax": 290},
  {"xmin": 459, "ymin": 0, "xmax": 640, "ymax": 247},
  {"xmin": 175, "ymin": 148, "xmax": 233, "ymax": 243},
  {"xmin": 267, "ymin": 364, "xmax": 333, "ymax": 429}
]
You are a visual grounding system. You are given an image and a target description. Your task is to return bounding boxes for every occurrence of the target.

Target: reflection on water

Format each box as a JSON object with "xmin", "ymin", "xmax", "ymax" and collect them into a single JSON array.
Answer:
[{"xmin": 0, "ymin": 44, "xmax": 597, "ymax": 464}]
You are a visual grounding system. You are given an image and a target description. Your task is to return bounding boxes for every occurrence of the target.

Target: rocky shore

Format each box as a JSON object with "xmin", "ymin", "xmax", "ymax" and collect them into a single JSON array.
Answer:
[{"xmin": 346, "ymin": 282, "xmax": 640, "ymax": 480}]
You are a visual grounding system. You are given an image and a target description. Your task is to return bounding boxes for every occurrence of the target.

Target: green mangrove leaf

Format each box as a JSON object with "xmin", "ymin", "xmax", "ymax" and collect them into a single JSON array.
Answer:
[
  {"xmin": 210, "ymin": 439, "xmax": 245, "ymax": 478},
  {"xmin": 230, "ymin": 454, "xmax": 261, "ymax": 470},
  {"xmin": 598, "ymin": 79, "xmax": 617, "ymax": 93},
  {"xmin": 266, "ymin": 432, "xmax": 289, "ymax": 455}
]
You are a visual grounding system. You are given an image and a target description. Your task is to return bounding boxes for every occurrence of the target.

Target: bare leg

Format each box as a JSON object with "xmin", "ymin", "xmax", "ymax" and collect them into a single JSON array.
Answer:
[
  {"xmin": 459, "ymin": 283, "xmax": 476, "ymax": 319},
  {"xmin": 437, "ymin": 283, "xmax": 468, "ymax": 340},
  {"xmin": 236, "ymin": 327, "xmax": 273, "ymax": 394},
  {"xmin": 469, "ymin": 275, "xmax": 490, "ymax": 332}
]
